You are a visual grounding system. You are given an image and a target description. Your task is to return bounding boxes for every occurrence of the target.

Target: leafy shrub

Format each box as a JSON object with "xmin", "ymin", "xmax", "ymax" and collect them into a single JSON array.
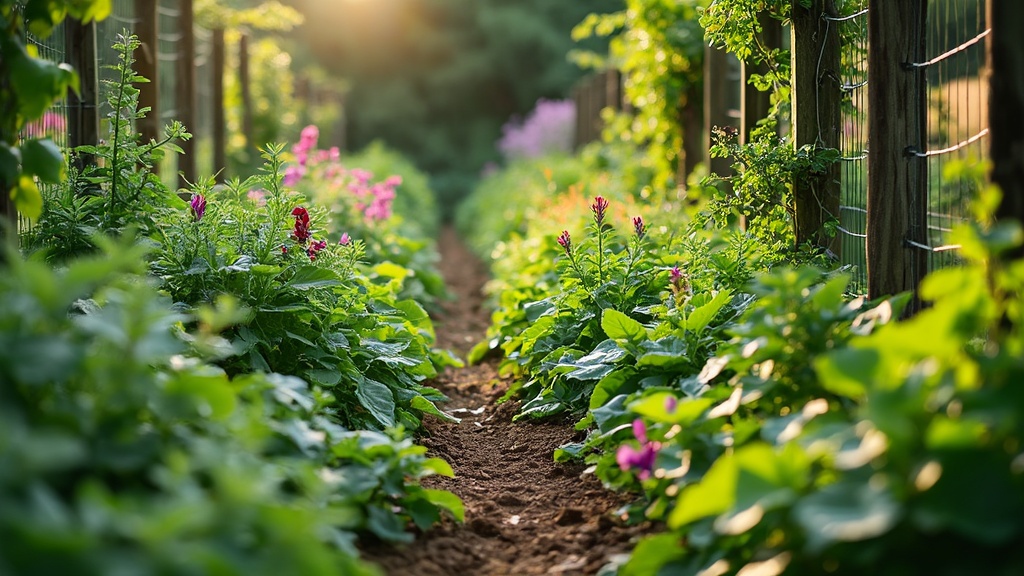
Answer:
[{"xmin": 0, "ymin": 240, "xmax": 462, "ymax": 575}]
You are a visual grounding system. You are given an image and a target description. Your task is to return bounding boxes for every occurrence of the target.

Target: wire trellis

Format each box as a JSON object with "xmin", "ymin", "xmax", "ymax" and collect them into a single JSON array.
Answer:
[{"xmin": 832, "ymin": 0, "xmax": 870, "ymax": 294}]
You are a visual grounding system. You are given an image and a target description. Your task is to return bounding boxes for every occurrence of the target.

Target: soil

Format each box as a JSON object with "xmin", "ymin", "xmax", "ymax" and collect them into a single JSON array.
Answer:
[{"xmin": 361, "ymin": 228, "xmax": 652, "ymax": 576}]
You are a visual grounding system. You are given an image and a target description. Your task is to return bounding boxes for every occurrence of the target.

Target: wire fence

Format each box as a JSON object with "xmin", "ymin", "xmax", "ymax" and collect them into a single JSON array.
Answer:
[{"xmin": 824, "ymin": 0, "xmax": 988, "ymax": 294}]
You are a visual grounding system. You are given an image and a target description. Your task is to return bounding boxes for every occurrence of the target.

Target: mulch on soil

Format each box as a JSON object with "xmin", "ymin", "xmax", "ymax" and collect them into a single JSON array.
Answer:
[{"xmin": 361, "ymin": 228, "xmax": 652, "ymax": 576}]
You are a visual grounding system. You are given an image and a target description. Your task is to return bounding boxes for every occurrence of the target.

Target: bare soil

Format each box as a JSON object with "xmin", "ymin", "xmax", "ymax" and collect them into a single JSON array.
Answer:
[{"xmin": 361, "ymin": 228, "xmax": 650, "ymax": 575}]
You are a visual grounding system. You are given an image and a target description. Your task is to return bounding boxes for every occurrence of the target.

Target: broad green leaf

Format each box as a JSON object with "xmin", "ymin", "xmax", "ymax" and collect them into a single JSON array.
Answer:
[
  {"xmin": 356, "ymin": 377, "xmax": 396, "ymax": 427},
  {"xmin": 287, "ymin": 265, "xmax": 343, "ymax": 290},
  {"xmin": 631, "ymin": 392, "xmax": 713, "ymax": 425},
  {"xmin": 394, "ymin": 299, "xmax": 433, "ymax": 335},
  {"xmin": 814, "ymin": 348, "xmax": 878, "ymax": 399},
  {"xmin": 422, "ymin": 457, "xmax": 455, "ymax": 478},
  {"xmin": 810, "ymin": 275, "xmax": 851, "ymax": 309},
  {"xmin": 410, "ymin": 395, "xmax": 459, "ymax": 423},
  {"xmin": 20, "ymin": 138, "xmax": 64, "ymax": 183},
  {"xmin": 11, "ymin": 175, "xmax": 43, "ymax": 221},
  {"xmin": 686, "ymin": 289, "xmax": 732, "ymax": 333},
  {"xmin": 0, "ymin": 142, "xmax": 21, "ymax": 184},
  {"xmin": 793, "ymin": 481, "xmax": 899, "ymax": 550},
  {"xmin": 669, "ymin": 452, "xmax": 738, "ymax": 528},
  {"xmin": 620, "ymin": 533, "xmax": 687, "ymax": 576},
  {"xmin": 602, "ymin": 308, "xmax": 648, "ymax": 349},
  {"xmin": 305, "ymin": 368, "xmax": 341, "ymax": 386},
  {"xmin": 424, "ymin": 488, "xmax": 465, "ymax": 522},
  {"xmin": 166, "ymin": 372, "xmax": 237, "ymax": 420},
  {"xmin": 636, "ymin": 337, "xmax": 690, "ymax": 369}
]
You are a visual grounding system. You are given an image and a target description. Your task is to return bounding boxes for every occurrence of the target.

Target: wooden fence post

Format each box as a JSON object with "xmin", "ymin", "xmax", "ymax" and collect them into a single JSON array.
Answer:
[
  {"xmin": 66, "ymin": 18, "xmax": 100, "ymax": 171},
  {"xmin": 679, "ymin": 81, "xmax": 703, "ymax": 191},
  {"xmin": 988, "ymin": 0, "xmax": 1024, "ymax": 250},
  {"xmin": 742, "ymin": 14, "xmax": 781, "ymax": 146},
  {"xmin": 212, "ymin": 28, "xmax": 227, "ymax": 179},
  {"xmin": 704, "ymin": 44, "xmax": 734, "ymax": 183},
  {"xmin": 867, "ymin": 0, "xmax": 928, "ymax": 300},
  {"xmin": 176, "ymin": 0, "xmax": 196, "ymax": 188},
  {"xmin": 239, "ymin": 33, "xmax": 253, "ymax": 150},
  {"xmin": 791, "ymin": 0, "xmax": 841, "ymax": 253},
  {"xmin": 134, "ymin": 0, "xmax": 160, "ymax": 145}
]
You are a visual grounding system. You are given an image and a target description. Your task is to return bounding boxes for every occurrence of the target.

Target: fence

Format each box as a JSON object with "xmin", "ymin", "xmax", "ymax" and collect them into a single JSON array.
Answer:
[
  {"xmin": 575, "ymin": 0, "xmax": 997, "ymax": 302},
  {"xmin": 12, "ymin": 0, "xmax": 345, "ymax": 200}
]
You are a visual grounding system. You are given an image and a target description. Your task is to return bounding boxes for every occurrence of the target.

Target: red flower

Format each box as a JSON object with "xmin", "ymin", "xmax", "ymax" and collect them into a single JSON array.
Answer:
[
  {"xmin": 591, "ymin": 196, "xmax": 609, "ymax": 225},
  {"xmin": 556, "ymin": 230, "xmax": 572, "ymax": 256},
  {"xmin": 291, "ymin": 206, "xmax": 311, "ymax": 244},
  {"xmin": 307, "ymin": 239, "xmax": 328, "ymax": 260}
]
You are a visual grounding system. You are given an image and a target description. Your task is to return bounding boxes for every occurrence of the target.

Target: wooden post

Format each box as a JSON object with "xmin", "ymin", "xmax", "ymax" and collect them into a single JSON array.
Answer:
[
  {"xmin": 867, "ymin": 0, "xmax": 928, "ymax": 300},
  {"xmin": 679, "ymin": 81, "xmax": 704, "ymax": 191},
  {"xmin": 605, "ymin": 69, "xmax": 621, "ymax": 113},
  {"xmin": 704, "ymin": 44, "xmax": 733, "ymax": 181},
  {"xmin": 239, "ymin": 33, "xmax": 253, "ymax": 150},
  {"xmin": 65, "ymin": 18, "xmax": 100, "ymax": 171},
  {"xmin": 791, "ymin": 0, "xmax": 842, "ymax": 253},
  {"xmin": 988, "ymin": 0, "xmax": 1024, "ymax": 249},
  {"xmin": 742, "ymin": 14, "xmax": 781, "ymax": 145},
  {"xmin": 134, "ymin": 0, "xmax": 160, "ymax": 144},
  {"xmin": 176, "ymin": 0, "xmax": 196, "ymax": 188},
  {"xmin": 212, "ymin": 28, "xmax": 227, "ymax": 180}
]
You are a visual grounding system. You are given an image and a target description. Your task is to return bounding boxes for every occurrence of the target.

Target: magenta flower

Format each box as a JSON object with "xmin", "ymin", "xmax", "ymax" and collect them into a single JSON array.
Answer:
[
  {"xmin": 307, "ymin": 239, "xmax": 328, "ymax": 261},
  {"xmin": 665, "ymin": 395, "xmax": 678, "ymax": 414},
  {"xmin": 669, "ymin": 266, "xmax": 690, "ymax": 295},
  {"xmin": 616, "ymin": 419, "xmax": 661, "ymax": 480},
  {"xmin": 350, "ymin": 169, "xmax": 372, "ymax": 184},
  {"xmin": 283, "ymin": 165, "xmax": 304, "ymax": 186},
  {"xmin": 339, "ymin": 232, "xmax": 351, "ymax": 245},
  {"xmin": 556, "ymin": 230, "xmax": 572, "ymax": 256},
  {"xmin": 190, "ymin": 193, "xmax": 206, "ymax": 222},
  {"xmin": 292, "ymin": 206, "xmax": 311, "ymax": 245},
  {"xmin": 633, "ymin": 216, "xmax": 646, "ymax": 239},
  {"xmin": 247, "ymin": 189, "xmax": 267, "ymax": 207},
  {"xmin": 591, "ymin": 196, "xmax": 610, "ymax": 226}
]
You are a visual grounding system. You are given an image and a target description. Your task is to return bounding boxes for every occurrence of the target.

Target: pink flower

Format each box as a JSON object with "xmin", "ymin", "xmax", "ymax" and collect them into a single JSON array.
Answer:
[
  {"xmin": 615, "ymin": 419, "xmax": 661, "ymax": 480},
  {"xmin": 591, "ymin": 196, "xmax": 610, "ymax": 226},
  {"xmin": 665, "ymin": 395, "xmax": 678, "ymax": 414},
  {"xmin": 247, "ymin": 189, "xmax": 267, "ymax": 207},
  {"xmin": 284, "ymin": 165, "xmax": 304, "ymax": 186},
  {"xmin": 338, "ymin": 233, "xmax": 351, "ymax": 245},
  {"xmin": 328, "ymin": 146, "xmax": 341, "ymax": 161},
  {"xmin": 384, "ymin": 175, "xmax": 403, "ymax": 188},
  {"xmin": 556, "ymin": 230, "xmax": 571, "ymax": 256},
  {"xmin": 299, "ymin": 125, "xmax": 319, "ymax": 150},
  {"xmin": 350, "ymin": 169, "xmax": 372, "ymax": 184},
  {"xmin": 189, "ymin": 193, "xmax": 206, "ymax": 221},
  {"xmin": 633, "ymin": 216, "xmax": 646, "ymax": 239}
]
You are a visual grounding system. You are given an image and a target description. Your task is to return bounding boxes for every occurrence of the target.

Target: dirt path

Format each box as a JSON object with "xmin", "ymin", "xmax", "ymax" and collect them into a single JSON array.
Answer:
[{"xmin": 362, "ymin": 228, "xmax": 650, "ymax": 575}]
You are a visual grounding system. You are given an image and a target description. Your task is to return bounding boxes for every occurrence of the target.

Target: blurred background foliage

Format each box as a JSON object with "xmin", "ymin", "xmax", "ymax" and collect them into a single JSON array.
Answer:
[{"xmin": 283, "ymin": 0, "xmax": 621, "ymax": 215}]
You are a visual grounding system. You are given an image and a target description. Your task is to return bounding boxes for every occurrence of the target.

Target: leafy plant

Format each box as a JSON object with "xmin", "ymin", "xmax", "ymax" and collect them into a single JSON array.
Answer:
[
  {"xmin": 0, "ymin": 0, "xmax": 110, "ymax": 221},
  {"xmin": 0, "ymin": 238, "xmax": 462, "ymax": 575},
  {"xmin": 22, "ymin": 31, "xmax": 189, "ymax": 259}
]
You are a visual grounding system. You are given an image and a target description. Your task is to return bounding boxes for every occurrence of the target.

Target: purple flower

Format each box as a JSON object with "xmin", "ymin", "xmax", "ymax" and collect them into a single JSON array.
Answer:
[
  {"xmin": 669, "ymin": 266, "xmax": 690, "ymax": 296},
  {"xmin": 556, "ymin": 230, "xmax": 572, "ymax": 256},
  {"xmin": 633, "ymin": 216, "xmax": 646, "ymax": 239},
  {"xmin": 591, "ymin": 196, "xmax": 610, "ymax": 226},
  {"xmin": 616, "ymin": 419, "xmax": 661, "ymax": 480},
  {"xmin": 190, "ymin": 193, "xmax": 206, "ymax": 222},
  {"xmin": 497, "ymin": 99, "xmax": 576, "ymax": 161},
  {"xmin": 338, "ymin": 232, "xmax": 351, "ymax": 245}
]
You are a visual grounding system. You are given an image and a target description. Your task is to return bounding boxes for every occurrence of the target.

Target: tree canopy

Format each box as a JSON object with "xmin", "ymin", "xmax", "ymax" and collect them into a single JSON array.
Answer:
[{"xmin": 286, "ymin": 0, "xmax": 620, "ymax": 210}]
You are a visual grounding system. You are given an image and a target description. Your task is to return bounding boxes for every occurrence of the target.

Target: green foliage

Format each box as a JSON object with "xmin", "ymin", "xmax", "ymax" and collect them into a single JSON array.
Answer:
[
  {"xmin": 0, "ymin": 239, "xmax": 463, "ymax": 575},
  {"xmin": 151, "ymin": 145, "xmax": 459, "ymax": 432},
  {"xmin": 573, "ymin": 0, "xmax": 707, "ymax": 197},
  {"xmin": 0, "ymin": 0, "xmax": 109, "ymax": 220},
  {"xmin": 22, "ymin": 32, "xmax": 190, "ymax": 260},
  {"xmin": 703, "ymin": 119, "xmax": 841, "ymax": 254},
  {"xmin": 289, "ymin": 0, "xmax": 620, "ymax": 211}
]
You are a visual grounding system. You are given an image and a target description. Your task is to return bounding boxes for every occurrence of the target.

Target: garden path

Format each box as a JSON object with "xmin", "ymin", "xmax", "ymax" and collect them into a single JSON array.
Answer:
[{"xmin": 361, "ymin": 227, "xmax": 651, "ymax": 575}]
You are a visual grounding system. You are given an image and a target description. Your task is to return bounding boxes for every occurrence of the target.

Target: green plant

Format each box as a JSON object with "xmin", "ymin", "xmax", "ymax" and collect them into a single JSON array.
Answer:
[
  {"xmin": 0, "ymin": 0, "xmax": 109, "ymax": 221},
  {"xmin": 23, "ymin": 32, "xmax": 189, "ymax": 259},
  {"xmin": 0, "ymin": 238, "xmax": 462, "ymax": 575}
]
